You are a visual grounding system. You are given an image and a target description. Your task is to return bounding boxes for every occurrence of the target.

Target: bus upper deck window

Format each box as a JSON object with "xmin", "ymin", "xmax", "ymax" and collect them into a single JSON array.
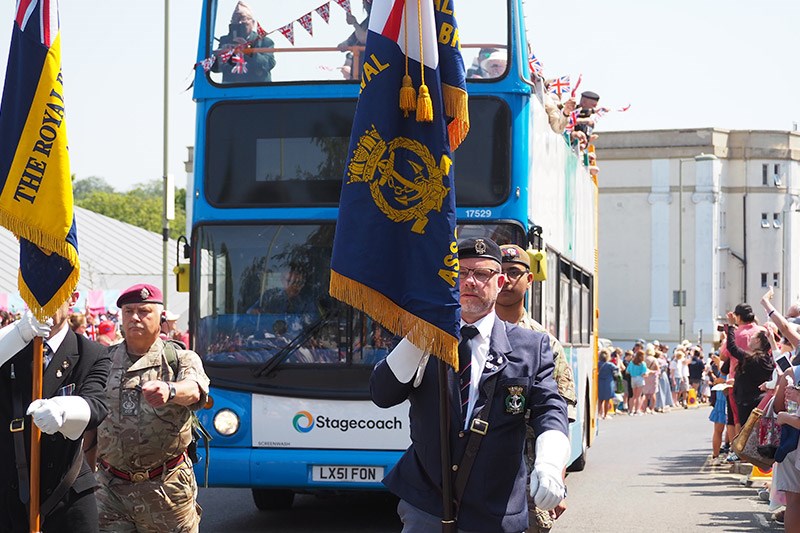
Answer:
[{"xmin": 206, "ymin": 1, "xmax": 509, "ymax": 85}]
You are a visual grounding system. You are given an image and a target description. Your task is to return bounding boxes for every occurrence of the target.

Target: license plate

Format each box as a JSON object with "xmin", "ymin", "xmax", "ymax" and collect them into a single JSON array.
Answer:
[{"xmin": 311, "ymin": 465, "xmax": 384, "ymax": 483}]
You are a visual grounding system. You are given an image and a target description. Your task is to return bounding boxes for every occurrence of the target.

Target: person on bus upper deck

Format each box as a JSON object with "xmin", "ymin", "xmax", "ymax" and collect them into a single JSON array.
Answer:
[
  {"xmin": 95, "ymin": 284, "xmax": 210, "ymax": 533},
  {"xmin": 573, "ymin": 90, "xmax": 600, "ymax": 139},
  {"xmin": 370, "ymin": 237, "xmax": 569, "ymax": 533},
  {"xmin": 480, "ymin": 50, "xmax": 508, "ymax": 78},
  {"xmin": 337, "ymin": 0, "xmax": 372, "ymax": 53},
  {"xmin": 213, "ymin": 1, "xmax": 276, "ymax": 83},
  {"xmin": 495, "ymin": 244, "xmax": 576, "ymax": 533}
]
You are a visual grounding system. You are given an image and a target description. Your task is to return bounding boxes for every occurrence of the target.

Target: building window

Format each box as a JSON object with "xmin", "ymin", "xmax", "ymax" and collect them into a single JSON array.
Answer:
[
  {"xmin": 774, "ymin": 164, "xmax": 783, "ymax": 187},
  {"xmin": 774, "ymin": 213, "xmax": 783, "ymax": 228},
  {"xmin": 763, "ymin": 164, "xmax": 769, "ymax": 185},
  {"xmin": 720, "ymin": 210, "xmax": 727, "ymax": 230},
  {"xmin": 761, "ymin": 273, "xmax": 768, "ymax": 288},
  {"xmin": 774, "ymin": 273, "xmax": 780, "ymax": 288},
  {"xmin": 761, "ymin": 213, "xmax": 770, "ymax": 228}
]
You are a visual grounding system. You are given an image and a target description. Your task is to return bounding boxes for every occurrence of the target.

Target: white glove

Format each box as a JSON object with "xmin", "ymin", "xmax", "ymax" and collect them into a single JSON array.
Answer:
[
  {"xmin": 385, "ymin": 337, "xmax": 426, "ymax": 384},
  {"xmin": 530, "ymin": 430, "xmax": 569, "ymax": 510},
  {"xmin": 17, "ymin": 311, "xmax": 52, "ymax": 342},
  {"xmin": 0, "ymin": 312, "xmax": 51, "ymax": 367},
  {"xmin": 27, "ymin": 399, "xmax": 65, "ymax": 435},
  {"xmin": 27, "ymin": 396, "xmax": 90, "ymax": 440}
]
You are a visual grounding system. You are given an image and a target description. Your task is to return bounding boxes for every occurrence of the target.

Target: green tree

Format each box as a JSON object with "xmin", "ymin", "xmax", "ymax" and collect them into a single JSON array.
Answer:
[
  {"xmin": 75, "ymin": 179, "xmax": 187, "ymax": 239},
  {"xmin": 73, "ymin": 176, "xmax": 114, "ymax": 200}
]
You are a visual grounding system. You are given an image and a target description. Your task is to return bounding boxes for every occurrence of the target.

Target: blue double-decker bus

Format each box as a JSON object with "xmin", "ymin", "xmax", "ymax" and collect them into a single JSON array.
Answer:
[{"xmin": 188, "ymin": 0, "xmax": 597, "ymax": 510}]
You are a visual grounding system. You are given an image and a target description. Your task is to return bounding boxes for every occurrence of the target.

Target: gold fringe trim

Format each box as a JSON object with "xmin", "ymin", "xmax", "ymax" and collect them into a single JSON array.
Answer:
[
  {"xmin": 0, "ymin": 210, "xmax": 81, "ymax": 322},
  {"xmin": 330, "ymin": 269, "xmax": 458, "ymax": 368},
  {"xmin": 442, "ymin": 83, "xmax": 470, "ymax": 151}
]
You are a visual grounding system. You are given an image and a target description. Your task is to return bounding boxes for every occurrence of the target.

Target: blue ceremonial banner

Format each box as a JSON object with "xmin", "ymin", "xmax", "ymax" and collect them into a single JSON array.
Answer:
[
  {"xmin": 0, "ymin": 0, "xmax": 80, "ymax": 321},
  {"xmin": 330, "ymin": 0, "xmax": 468, "ymax": 367}
]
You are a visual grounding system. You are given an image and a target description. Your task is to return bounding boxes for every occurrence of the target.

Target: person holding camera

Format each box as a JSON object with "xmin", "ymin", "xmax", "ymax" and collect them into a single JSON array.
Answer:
[{"xmin": 213, "ymin": 2, "xmax": 276, "ymax": 83}]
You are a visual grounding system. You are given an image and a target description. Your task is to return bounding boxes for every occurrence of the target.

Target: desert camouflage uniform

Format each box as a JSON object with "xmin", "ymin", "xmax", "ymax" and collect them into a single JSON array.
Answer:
[
  {"xmin": 96, "ymin": 339, "xmax": 210, "ymax": 533},
  {"xmin": 517, "ymin": 312, "xmax": 576, "ymax": 533}
]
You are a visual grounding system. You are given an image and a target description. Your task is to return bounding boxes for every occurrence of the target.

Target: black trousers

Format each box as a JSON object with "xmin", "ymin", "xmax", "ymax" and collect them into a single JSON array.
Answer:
[{"xmin": 1, "ymin": 487, "xmax": 98, "ymax": 533}]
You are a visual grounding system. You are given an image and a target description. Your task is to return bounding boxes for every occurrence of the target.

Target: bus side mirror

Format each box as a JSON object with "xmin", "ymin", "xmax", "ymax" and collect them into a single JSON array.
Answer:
[{"xmin": 528, "ymin": 249, "xmax": 547, "ymax": 282}]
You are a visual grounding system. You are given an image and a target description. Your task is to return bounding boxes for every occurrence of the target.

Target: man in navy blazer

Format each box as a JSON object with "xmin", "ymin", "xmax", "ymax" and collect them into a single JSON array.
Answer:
[
  {"xmin": 0, "ymin": 293, "xmax": 111, "ymax": 533},
  {"xmin": 371, "ymin": 237, "xmax": 569, "ymax": 533}
]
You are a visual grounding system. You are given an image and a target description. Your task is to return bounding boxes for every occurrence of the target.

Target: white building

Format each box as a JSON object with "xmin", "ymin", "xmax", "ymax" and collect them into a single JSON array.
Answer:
[{"xmin": 594, "ymin": 128, "xmax": 800, "ymax": 349}]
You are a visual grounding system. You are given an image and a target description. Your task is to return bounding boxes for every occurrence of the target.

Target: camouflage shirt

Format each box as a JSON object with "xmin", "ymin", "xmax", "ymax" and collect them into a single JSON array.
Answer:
[
  {"xmin": 98, "ymin": 338, "xmax": 210, "ymax": 471},
  {"xmin": 516, "ymin": 312, "xmax": 577, "ymax": 422}
]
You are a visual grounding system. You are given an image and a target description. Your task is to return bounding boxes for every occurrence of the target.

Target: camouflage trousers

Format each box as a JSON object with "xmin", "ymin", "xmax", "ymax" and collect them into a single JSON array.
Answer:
[
  {"xmin": 96, "ymin": 463, "xmax": 201, "ymax": 532},
  {"xmin": 525, "ymin": 427, "xmax": 554, "ymax": 533}
]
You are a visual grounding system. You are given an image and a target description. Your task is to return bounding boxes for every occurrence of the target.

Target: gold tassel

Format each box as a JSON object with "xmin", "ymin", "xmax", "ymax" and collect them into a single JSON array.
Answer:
[
  {"xmin": 399, "ymin": 74, "xmax": 416, "ymax": 117},
  {"xmin": 416, "ymin": 84, "xmax": 433, "ymax": 122}
]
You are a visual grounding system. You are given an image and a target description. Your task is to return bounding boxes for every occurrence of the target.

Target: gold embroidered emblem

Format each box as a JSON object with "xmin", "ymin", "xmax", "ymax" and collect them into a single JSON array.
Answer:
[{"xmin": 347, "ymin": 125, "xmax": 451, "ymax": 234}]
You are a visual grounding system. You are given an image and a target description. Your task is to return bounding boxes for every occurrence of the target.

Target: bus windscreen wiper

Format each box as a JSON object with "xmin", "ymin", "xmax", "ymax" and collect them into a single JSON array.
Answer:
[{"xmin": 252, "ymin": 299, "xmax": 336, "ymax": 378}]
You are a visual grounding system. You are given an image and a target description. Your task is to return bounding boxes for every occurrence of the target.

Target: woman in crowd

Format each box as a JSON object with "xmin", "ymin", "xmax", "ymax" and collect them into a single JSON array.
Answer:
[
  {"xmin": 724, "ymin": 311, "xmax": 775, "ymax": 426},
  {"xmin": 68, "ymin": 312, "xmax": 87, "ymax": 336},
  {"xmin": 656, "ymin": 349, "xmax": 674, "ymax": 412},
  {"xmin": 622, "ymin": 350, "xmax": 634, "ymax": 413},
  {"xmin": 642, "ymin": 345, "xmax": 660, "ymax": 414},
  {"xmin": 627, "ymin": 349, "xmax": 648, "ymax": 415},
  {"xmin": 598, "ymin": 350, "xmax": 618, "ymax": 419},
  {"xmin": 671, "ymin": 350, "xmax": 690, "ymax": 408},
  {"xmin": 706, "ymin": 353, "xmax": 728, "ymax": 463}
]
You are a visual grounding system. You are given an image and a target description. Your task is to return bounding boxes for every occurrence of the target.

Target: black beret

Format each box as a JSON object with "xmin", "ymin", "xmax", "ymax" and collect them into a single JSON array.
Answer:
[
  {"xmin": 458, "ymin": 237, "xmax": 502, "ymax": 264},
  {"xmin": 581, "ymin": 90, "xmax": 600, "ymax": 101}
]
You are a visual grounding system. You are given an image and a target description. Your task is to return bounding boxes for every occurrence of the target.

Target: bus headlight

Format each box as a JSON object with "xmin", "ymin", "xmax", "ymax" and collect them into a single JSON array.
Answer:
[{"xmin": 213, "ymin": 409, "xmax": 240, "ymax": 436}]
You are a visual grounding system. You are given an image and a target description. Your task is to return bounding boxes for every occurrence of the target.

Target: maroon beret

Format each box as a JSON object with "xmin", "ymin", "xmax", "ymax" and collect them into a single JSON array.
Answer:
[{"xmin": 116, "ymin": 283, "xmax": 163, "ymax": 307}]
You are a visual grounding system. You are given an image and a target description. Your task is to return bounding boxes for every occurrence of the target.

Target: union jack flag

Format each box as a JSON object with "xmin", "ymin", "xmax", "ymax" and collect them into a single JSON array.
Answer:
[
  {"xmin": 528, "ymin": 52, "xmax": 543, "ymax": 77},
  {"xmin": 231, "ymin": 54, "xmax": 247, "ymax": 74},
  {"xmin": 565, "ymin": 111, "xmax": 577, "ymax": 132},
  {"xmin": 16, "ymin": 0, "xmax": 59, "ymax": 47},
  {"xmin": 549, "ymin": 75, "xmax": 570, "ymax": 97}
]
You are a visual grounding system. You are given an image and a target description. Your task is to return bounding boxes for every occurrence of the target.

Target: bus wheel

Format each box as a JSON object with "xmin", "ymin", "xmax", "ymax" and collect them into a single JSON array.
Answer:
[
  {"xmin": 252, "ymin": 489, "xmax": 295, "ymax": 511},
  {"xmin": 567, "ymin": 394, "xmax": 590, "ymax": 472}
]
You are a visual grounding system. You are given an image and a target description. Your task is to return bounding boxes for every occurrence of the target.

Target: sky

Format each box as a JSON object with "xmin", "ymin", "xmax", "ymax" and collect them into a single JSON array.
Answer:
[{"xmin": 0, "ymin": 1, "xmax": 798, "ymax": 192}]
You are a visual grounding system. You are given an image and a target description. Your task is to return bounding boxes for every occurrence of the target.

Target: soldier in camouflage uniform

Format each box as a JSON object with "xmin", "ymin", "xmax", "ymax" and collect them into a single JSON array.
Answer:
[
  {"xmin": 496, "ymin": 245, "xmax": 577, "ymax": 533},
  {"xmin": 95, "ymin": 284, "xmax": 210, "ymax": 533}
]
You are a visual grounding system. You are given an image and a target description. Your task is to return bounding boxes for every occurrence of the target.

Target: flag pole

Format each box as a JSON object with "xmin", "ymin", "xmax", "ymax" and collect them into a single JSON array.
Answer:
[
  {"xmin": 29, "ymin": 336, "xmax": 43, "ymax": 533},
  {"xmin": 437, "ymin": 359, "xmax": 457, "ymax": 532}
]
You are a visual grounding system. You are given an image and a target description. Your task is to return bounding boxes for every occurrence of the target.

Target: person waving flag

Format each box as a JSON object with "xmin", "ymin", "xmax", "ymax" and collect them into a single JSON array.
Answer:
[{"xmin": 0, "ymin": 0, "xmax": 80, "ymax": 321}]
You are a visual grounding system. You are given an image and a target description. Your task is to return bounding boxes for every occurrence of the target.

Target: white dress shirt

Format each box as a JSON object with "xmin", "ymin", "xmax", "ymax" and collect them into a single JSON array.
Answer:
[{"xmin": 460, "ymin": 311, "xmax": 496, "ymax": 430}]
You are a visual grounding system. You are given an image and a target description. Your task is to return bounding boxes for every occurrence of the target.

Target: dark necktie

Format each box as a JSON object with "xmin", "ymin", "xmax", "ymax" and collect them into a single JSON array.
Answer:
[
  {"xmin": 44, "ymin": 343, "xmax": 54, "ymax": 369},
  {"xmin": 459, "ymin": 325, "xmax": 479, "ymax": 422}
]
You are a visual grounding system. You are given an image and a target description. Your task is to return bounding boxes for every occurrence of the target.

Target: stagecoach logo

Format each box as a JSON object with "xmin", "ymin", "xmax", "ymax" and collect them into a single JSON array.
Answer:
[
  {"xmin": 347, "ymin": 125, "xmax": 451, "ymax": 235},
  {"xmin": 505, "ymin": 386, "xmax": 526, "ymax": 415},
  {"xmin": 293, "ymin": 410, "xmax": 315, "ymax": 433}
]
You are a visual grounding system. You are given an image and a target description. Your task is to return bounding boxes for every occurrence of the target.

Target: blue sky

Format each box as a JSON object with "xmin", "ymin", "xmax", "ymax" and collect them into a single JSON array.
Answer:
[{"xmin": 0, "ymin": 1, "xmax": 798, "ymax": 191}]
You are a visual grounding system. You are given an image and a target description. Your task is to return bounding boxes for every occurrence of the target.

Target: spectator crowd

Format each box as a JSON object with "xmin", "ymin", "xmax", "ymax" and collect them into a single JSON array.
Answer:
[{"xmin": 602, "ymin": 288, "xmax": 800, "ymax": 528}]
